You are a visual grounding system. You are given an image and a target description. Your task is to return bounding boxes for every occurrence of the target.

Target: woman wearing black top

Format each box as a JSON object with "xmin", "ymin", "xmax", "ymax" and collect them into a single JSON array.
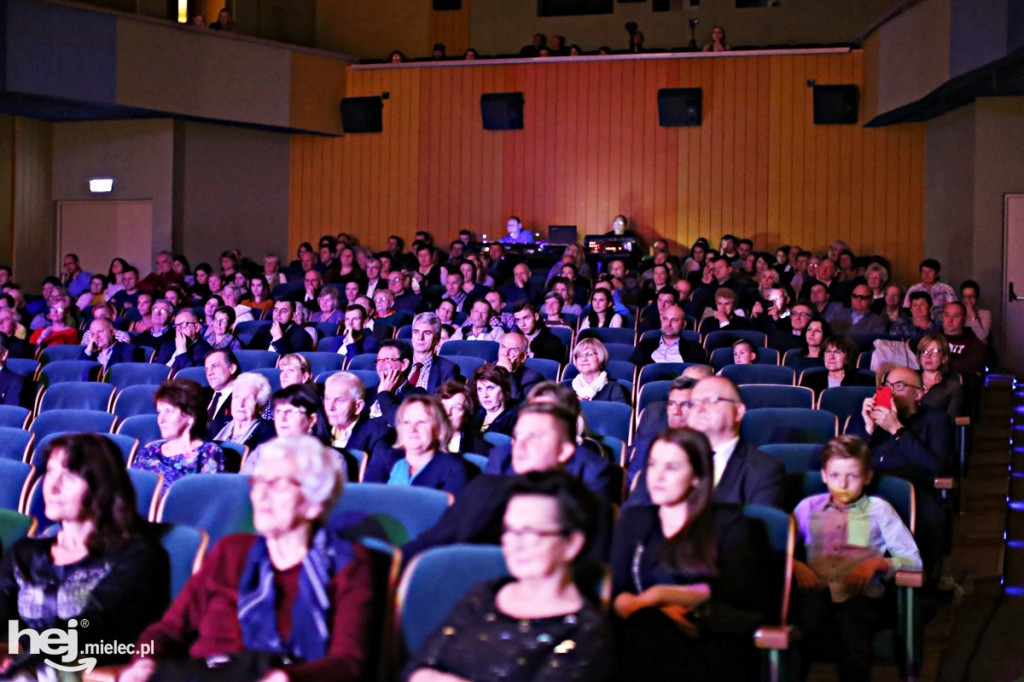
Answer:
[{"xmin": 611, "ymin": 428, "xmax": 773, "ymax": 681}]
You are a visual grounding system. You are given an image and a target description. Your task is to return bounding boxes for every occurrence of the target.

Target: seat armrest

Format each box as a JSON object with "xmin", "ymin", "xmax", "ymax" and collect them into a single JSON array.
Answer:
[
  {"xmin": 934, "ymin": 477, "xmax": 956, "ymax": 491},
  {"xmin": 754, "ymin": 624, "xmax": 799, "ymax": 650},
  {"xmin": 895, "ymin": 570, "xmax": 924, "ymax": 588}
]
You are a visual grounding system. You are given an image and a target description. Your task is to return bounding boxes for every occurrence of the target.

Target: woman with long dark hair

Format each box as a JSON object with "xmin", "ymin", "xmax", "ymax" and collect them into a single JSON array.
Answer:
[
  {"xmin": 611, "ymin": 428, "xmax": 772, "ymax": 681},
  {"xmin": 0, "ymin": 434, "xmax": 169, "ymax": 674}
]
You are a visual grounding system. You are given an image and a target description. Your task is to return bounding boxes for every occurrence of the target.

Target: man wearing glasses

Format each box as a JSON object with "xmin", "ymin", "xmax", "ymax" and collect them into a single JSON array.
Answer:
[
  {"xmin": 848, "ymin": 366, "xmax": 954, "ymax": 574},
  {"xmin": 626, "ymin": 375, "xmax": 785, "ymax": 509},
  {"xmin": 839, "ymin": 283, "xmax": 889, "ymax": 335},
  {"xmin": 168, "ymin": 309, "xmax": 214, "ymax": 373},
  {"xmin": 768, "ymin": 301, "xmax": 815, "ymax": 353}
]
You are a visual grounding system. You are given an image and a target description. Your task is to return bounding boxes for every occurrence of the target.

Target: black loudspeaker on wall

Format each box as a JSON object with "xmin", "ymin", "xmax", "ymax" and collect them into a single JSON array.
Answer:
[
  {"xmin": 340, "ymin": 97, "xmax": 383, "ymax": 133},
  {"xmin": 813, "ymin": 85, "xmax": 858, "ymax": 125},
  {"xmin": 480, "ymin": 93, "xmax": 525, "ymax": 130},
  {"xmin": 657, "ymin": 88, "xmax": 702, "ymax": 127},
  {"xmin": 432, "ymin": 0, "xmax": 461, "ymax": 9}
]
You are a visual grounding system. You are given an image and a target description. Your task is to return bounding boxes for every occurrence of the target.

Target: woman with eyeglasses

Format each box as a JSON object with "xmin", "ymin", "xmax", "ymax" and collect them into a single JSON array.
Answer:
[
  {"xmin": 404, "ymin": 471, "xmax": 613, "ymax": 682},
  {"xmin": 121, "ymin": 436, "xmax": 376, "ymax": 682},
  {"xmin": 130, "ymin": 379, "xmax": 225, "ymax": 493},
  {"xmin": 799, "ymin": 336, "xmax": 874, "ymax": 399},
  {"xmin": 611, "ymin": 428, "xmax": 772, "ymax": 681},
  {"xmin": 203, "ymin": 305, "xmax": 242, "ymax": 351},
  {"xmin": 917, "ymin": 333, "xmax": 964, "ymax": 421},
  {"xmin": 363, "ymin": 394, "xmax": 470, "ymax": 495},
  {"xmin": 567, "ymin": 338, "xmax": 630, "ymax": 405},
  {"xmin": 29, "ymin": 298, "xmax": 79, "ymax": 349},
  {"xmin": 245, "ymin": 384, "xmax": 332, "ymax": 474}
]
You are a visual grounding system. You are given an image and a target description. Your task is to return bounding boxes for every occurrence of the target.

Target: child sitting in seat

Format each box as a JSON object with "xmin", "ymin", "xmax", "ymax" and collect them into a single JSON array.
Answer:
[{"xmin": 793, "ymin": 435, "xmax": 922, "ymax": 682}]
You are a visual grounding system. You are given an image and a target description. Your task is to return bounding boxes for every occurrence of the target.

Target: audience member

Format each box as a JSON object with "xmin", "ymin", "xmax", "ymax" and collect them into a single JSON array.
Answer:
[{"xmin": 569, "ymin": 338, "xmax": 630, "ymax": 405}]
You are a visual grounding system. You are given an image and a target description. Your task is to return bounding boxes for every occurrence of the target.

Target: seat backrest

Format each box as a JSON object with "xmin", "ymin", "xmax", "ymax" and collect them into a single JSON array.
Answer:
[
  {"xmin": 173, "ymin": 366, "xmax": 209, "ymax": 386},
  {"xmin": 818, "ymin": 386, "xmax": 876, "ymax": 420},
  {"xmin": 6, "ymin": 358, "xmax": 39, "ymax": 379},
  {"xmin": 28, "ymin": 409, "xmax": 116, "ymax": 442},
  {"xmin": 444, "ymin": 355, "xmax": 486, "ymax": 380},
  {"xmin": 602, "ymin": 343, "xmax": 635, "ymax": 363},
  {"xmin": 330, "ymin": 482, "xmax": 453, "ymax": 546},
  {"xmin": 154, "ymin": 523, "xmax": 208, "ymax": 602},
  {"xmin": 720, "ymin": 364, "xmax": 796, "ymax": 386},
  {"xmin": 481, "ymin": 431, "xmax": 511, "ymax": 449},
  {"xmin": 0, "ymin": 459, "xmax": 32, "ymax": 512},
  {"xmin": 709, "ymin": 346, "xmax": 781, "ymax": 371},
  {"xmin": 738, "ymin": 384, "xmax": 814, "ymax": 410},
  {"xmin": 157, "ymin": 473, "xmax": 255, "ymax": 544},
  {"xmin": 233, "ymin": 350, "xmax": 279, "ymax": 371},
  {"xmin": 740, "ymin": 408, "xmax": 837, "ymax": 447},
  {"xmin": 127, "ymin": 468, "xmax": 163, "ymax": 520},
  {"xmin": 116, "ymin": 414, "xmax": 161, "ymax": 446},
  {"xmin": 396, "ymin": 544, "xmax": 509, "ymax": 656},
  {"xmin": 742, "ymin": 505, "xmax": 794, "ymax": 626},
  {"xmin": 234, "ymin": 320, "xmax": 271, "ymax": 347},
  {"xmin": 112, "ymin": 384, "xmax": 160, "ymax": 420},
  {"xmin": 577, "ymin": 327, "xmax": 635, "ymax": 346},
  {"xmin": 297, "ymin": 352, "xmax": 346, "ymax": 377},
  {"xmin": 347, "ymin": 354, "xmax": 378, "ymax": 371},
  {"xmin": 704, "ymin": 329, "xmax": 768, "ymax": 351},
  {"xmin": 39, "ymin": 345, "xmax": 85, "ymax": 365},
  {"xmin": 637, "ymin": 380, "xmax": 673, "ymax": 413},
  {"xmin": 247, "ymin": 367, "xmax": 282, "ymax": 393},
  {"xmin": 548, "ymin": 326, "xmax": 574, "ymax": 349},
  {"xmin": 38, "ymin": 360, "xmax": 101, "ymax": 387},
  {"xmin": 105, "ymin": 362, "xmax": 170, "ymax": 390},
  {"xmin": 637, "ymin": 363, "xmax": 693, "ymax": 386},
  {"xmin": 38, "ymin": 382, "xmax": 115, "ymax": 414},
  {"xmin": 579, "ymin": 401, "xmax": 633, "ymax": 443},
  {"xmin": 438, "ymin": 340, "xmax": 499, "ymax": 361},
  {"xmin": 0, "ymin": 427, "xmax": 32, "ymax": 463},
  {"xmin": 103, "ymin": 433, "xmax": 140, "ymax": 466},
  {"xmin": 523, "ymin": 357, "xmax": 560, "ymax": 382},
  {"xmin": 759, "ymin": 443, "xmax": 824, "ymax": 475},
  {"xmin": 0, "ymin": 405, "xmax": 30, "ymax": 429},
  {"xmin": 0, "ymin": 508, "xmax": 36, "ymax": 549}
]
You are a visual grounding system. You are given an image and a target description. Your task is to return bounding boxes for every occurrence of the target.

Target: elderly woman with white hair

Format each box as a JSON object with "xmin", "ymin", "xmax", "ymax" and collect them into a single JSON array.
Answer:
[
  {"xmin": 567, "ymin": 338, "xmax": 630, "ymax": 405},
  {"xmin": 121, "ymin": 436, "xmax": 376, "ymax": 682},
  {"xmin": 214, "ymin": 371, "xmax": 277, "ymax": 451}
]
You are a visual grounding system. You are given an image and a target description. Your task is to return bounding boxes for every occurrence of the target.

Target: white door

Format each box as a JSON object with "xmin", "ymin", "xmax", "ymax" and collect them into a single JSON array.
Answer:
[
  {"xmin": 55, "ymin": 201, "xmax": 154, "ymax": 281},
  {"xmin": 1002, "ymin": 194, "xmax": 1024, "ymax": 374}
]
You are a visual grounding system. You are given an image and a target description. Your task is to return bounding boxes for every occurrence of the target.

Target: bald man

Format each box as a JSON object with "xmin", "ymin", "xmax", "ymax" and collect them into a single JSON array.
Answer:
[{"xmin": 628, "ymin": 375, "xmax": 785, "ymax": 509}]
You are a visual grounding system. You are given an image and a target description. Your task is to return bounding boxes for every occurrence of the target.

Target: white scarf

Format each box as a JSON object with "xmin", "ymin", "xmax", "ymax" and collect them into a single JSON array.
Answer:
[{"xmin": 572, "ymin": 371, "xmax": 609, "ymax": 401}]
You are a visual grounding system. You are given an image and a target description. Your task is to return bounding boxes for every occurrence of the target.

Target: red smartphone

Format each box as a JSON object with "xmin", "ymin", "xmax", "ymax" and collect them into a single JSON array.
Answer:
[{"xmin": 875, "ymin": 386, "xmax": 892, "ymax": 410}]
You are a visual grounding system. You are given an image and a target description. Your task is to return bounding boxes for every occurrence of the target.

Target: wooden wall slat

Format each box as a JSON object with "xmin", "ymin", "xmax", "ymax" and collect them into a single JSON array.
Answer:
[{"xmin": 289, "ymin": 51, "xmax": 925, "ymax": 283}]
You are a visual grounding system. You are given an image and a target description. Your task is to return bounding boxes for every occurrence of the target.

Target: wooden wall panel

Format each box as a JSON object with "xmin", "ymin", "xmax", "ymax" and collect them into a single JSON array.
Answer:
[
  {"xmin": 289, "ymin": 50, "xmax": 926, "ymax": 285},
  {"xmin": 428, "ymin": 0, "xmax": 471, "ymax": 58}
]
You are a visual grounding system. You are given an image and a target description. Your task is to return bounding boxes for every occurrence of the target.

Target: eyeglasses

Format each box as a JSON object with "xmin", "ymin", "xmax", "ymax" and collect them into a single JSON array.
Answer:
[
  {"xmin": 791, "ymin": 311, "xmax": 813, "ymax": 318},
  {"xmin": 920, "ymin": 348, "xmax": 943, "ymax": 356},
  {"xmin": 376, "ymin": 357, "xmax": 402, "ymax": 364},
  {"xmin": 249, "ymin": 477, "xmax": 302, "ymax": 494},
  {"xmin": 823, "ymin": 349, "xmax": 846, "ymax": 356},
  {"xmin": 575, "ymin": 351, "xmax": 598, "ymax": 360},
  {"xmin": 850, "ymin": 294, "xmax": 872, "ymax": 300},
  {"xmin": 883, "ymin": 380, "xmax": 922, "ymax": 392},
  {"xmin": 501, "ymin": 526, "xmax": 567, "ymax": 542},
  {"xmin": 273, "ymin": 407, "xmax": 310, "ymax": 419},
  {"xmin": 174, "ymin": 321, "xmax": 197, "ymax": 329},
  {"xmin": 689, "ymin": 396, "xmax": 739, "ymax": 409}
]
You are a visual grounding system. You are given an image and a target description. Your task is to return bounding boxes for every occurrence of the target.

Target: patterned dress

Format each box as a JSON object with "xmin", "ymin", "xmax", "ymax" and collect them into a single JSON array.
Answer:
[{"xmin": 131, "ymin": 440, "xmax": 224, "ymax": 492}]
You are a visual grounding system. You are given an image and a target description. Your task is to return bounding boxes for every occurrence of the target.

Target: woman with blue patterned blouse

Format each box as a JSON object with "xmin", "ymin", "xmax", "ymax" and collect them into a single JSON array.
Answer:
[{"xmin": 131, "ymin": 378, "xmax": 224, "ymax": 492}]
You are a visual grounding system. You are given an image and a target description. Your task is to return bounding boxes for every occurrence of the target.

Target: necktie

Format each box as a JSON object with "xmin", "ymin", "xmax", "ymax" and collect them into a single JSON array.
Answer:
[
  {"xmin": 408, "ymin": 362, "xmax": 423, "ymax": 387},
  {"xmin": 208, "ymin": 391, "xmax": 221, "ymax": 420}
]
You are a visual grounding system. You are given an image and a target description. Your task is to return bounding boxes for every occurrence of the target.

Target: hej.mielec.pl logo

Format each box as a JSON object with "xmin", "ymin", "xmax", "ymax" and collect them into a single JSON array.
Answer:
[{"xmin": 7, "ymin": 618, "xmax": 98, "ymax": 673}]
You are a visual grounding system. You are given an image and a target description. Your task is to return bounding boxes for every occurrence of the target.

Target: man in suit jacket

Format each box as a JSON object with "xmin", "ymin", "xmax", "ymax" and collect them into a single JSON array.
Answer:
[
  {"xmin": 79, "ymin": 319, "xmax": 140, "ymax": 373},
  {"xmin": 631, "ymin": 375, "xmax": 785, "ymax": 509},
  {"xmin": 496, "ymin": 332, "xmax": 545, "ymax": 403},
  {"xmin": 0, "ymin": 337, "xmax": 25, "ymax": 406},
  {"xmin": 249, "ymin": 300, "xmax": 312, "ymax": 355},
  {"xmin": 408, "ymin": 312, "xmax": 461, "ymax": 393},
  {"xmin": 697, "ymin": 287, "xmax": 754, "ymax": 335},
  {"xmin": 512, "ymin": 301, "xmax": 566, "ymax": 363},
  {"xmin": 402, "ymin": 404, "xmax": 613, "ymax": 566},
  {"xmin": 167, "ymin": 309, "xmax": 215, "ymax": 374},
  {"xmin": 133, "ymin": 299, "xmax": 177, "ymax": 364},
  {"xmin": 838, "ymin": 283, "xmax": 889, "ymax": 336},
  {"xmin": 324, "ymin": 371, "xmax": 394, "ymax": 480},
  {"xmin": 204, "ymin": 349, "xmax": 240, "ymax": 437}
]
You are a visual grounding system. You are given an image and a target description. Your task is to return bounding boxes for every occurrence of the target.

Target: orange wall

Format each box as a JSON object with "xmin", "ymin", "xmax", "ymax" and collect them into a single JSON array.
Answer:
[{"xmin": 290, "ymin": 50, "xmax": 925, "ymax": 283}]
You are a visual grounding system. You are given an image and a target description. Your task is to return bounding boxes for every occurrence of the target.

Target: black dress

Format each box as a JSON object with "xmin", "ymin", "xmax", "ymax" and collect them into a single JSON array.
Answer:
[
  {"xmin": 403, "ymin": 579, "xmax": 613, "ymax": 681},
  {"xmin": 610, "ymin": 504, "xmax": 775, "ymax": 682}
]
